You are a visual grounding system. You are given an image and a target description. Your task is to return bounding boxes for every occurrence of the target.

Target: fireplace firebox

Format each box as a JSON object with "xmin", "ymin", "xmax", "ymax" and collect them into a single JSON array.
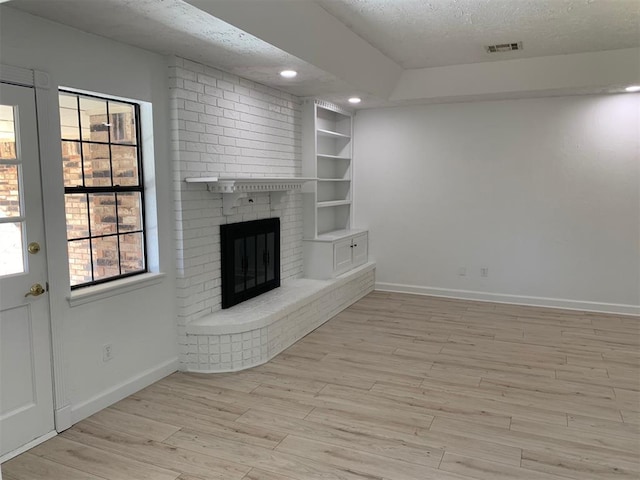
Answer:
[{"xmin": 220, "ymin": 218, "xmax": 280, "ymax": 309}]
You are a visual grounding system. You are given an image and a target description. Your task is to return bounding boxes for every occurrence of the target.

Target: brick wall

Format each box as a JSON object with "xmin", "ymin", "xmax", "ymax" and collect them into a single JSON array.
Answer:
[
  {"xmin": 183, "ymin": 265, "xmax": 375, "ymax": 372},
  {"xmin": 169, "ymin": 56, "xmax": 304, "ymax": 341}
]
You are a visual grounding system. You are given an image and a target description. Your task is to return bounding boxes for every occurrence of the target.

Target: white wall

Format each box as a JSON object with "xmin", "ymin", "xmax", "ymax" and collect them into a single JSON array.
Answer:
[
  {"xmin": 0, "ymin": 6, "xmax": 178, "ymax": 424},
  {"xmin": 392, "ymin": 48, "xmax": 640, "ymax": 103},
  {"xmin": 354, "ymin": 94, "xmax": 640, "ymax": 314}
]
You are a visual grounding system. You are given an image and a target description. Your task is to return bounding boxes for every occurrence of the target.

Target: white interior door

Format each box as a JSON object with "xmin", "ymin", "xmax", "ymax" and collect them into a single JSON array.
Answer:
[{"xmin": 0, "ymin": 82, "xmax": 54, "ymax": 458}]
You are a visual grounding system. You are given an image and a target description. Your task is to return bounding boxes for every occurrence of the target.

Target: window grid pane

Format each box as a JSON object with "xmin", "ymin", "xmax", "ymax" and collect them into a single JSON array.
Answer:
[
  {"xmin": 68, "ymin": 239, "xmax": 92, "ymax": 286},
  {"xmin": 80, "ymin": 96, "xmax": 108, "ymax": 143},
  {"xmin": 0, "ymin": 221, "xmax": 25, "ymax": 277},
  {"xmin": 89, "ymin": 193, "xmax": 117, "ymax": 237},
  {"xmin": 117, "ymin": 192, "xmax": 143, "ymax": 232},
  {"xmin": 59, "ymin": 93, "xmax": 80, "ymax": 141},
  {"xmin": 60, "ymin": 90, "xmax": 146, "ymax": 288},
  {"xmin": 0, "ymin": 104, "xmax": 25, "ymax": 278},
  {"xmin": 61, "ymin": 141, "xmax": 83, "ymax": 187},
  {"xmin": 108, "ymin": 101, "xmax": 137, "ymax": 145},
  {"xmin": 0, "ymin": 105, "xmax": 17, "ymax": 160},
  {"xmin": 120, "ymin": 232, "xmax": 145, "ymax": 274},
  {"xmin": 0, "ymin": 164, "xmax": 21, "ymax": 217},
  {"xmin": 82, "ymin": 143, "xmax": 112, "ymax": 187},
  {"xmin": 64, "ymin": 193, "xmax": 89, "ymax": 239},
  {"xmin": 112, "ymin": 145, "xmax": 139, "ymax": 186},
  {"xmin": 91, "ymin": 235, "xmax": 120, "ymax": 281}
]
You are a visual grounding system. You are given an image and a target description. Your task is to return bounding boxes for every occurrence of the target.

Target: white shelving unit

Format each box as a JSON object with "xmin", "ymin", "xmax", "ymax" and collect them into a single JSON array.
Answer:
[
  {"xmin": 302, "ymin": 99, "xmax": 368, "ymax": 279},
  {"xmin": 302, "ymin": 99, "xmax": 354, "ymax": 237}
]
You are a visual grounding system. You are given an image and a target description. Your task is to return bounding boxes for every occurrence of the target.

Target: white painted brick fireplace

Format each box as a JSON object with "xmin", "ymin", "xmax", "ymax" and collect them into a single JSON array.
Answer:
[{"xmin": 170, "ymin": 56, "xmax": 374, "ymax": 372}]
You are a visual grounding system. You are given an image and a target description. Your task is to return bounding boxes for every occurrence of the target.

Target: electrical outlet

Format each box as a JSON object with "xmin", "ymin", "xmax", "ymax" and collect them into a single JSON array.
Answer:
[
  {"xmin": 480, "ymin": 267, "xmax": 489, "ymax": 277},
  {"xmin": 458, "ymin": 267, "xmax": 467, "ymax": 276},
  {"xmin": 103, "ymin": 344, "xmax": 114, "ymax": 362}
]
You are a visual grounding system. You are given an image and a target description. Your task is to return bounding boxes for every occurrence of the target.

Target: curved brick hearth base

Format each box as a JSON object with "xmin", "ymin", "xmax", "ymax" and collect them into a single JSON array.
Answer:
[{"xmin": 181, "ymin": 262, "xmax": 375, "ymax": 372}]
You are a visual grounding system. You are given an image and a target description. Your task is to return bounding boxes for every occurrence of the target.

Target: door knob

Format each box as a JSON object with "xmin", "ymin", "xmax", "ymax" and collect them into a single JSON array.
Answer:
[
  {"xmin": 25, "ymin": 283, "xmax": 45, "ymax": 297},
  {"xmin": 28, "ymin": 242, "xmax": 41, "ymax": 254}
]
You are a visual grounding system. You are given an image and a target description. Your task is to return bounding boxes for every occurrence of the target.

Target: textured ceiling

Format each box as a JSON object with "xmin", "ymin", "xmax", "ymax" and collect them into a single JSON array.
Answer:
[
  {"xmin": 5, "ymin": 0, "xmax": 356, "ymax": 100},
  {"xmin": 316, "ymin": 0, "xmax": 640, "ymax": 68},
  {"xmin": 4, "ymin": 0, "xmax": 639, "ymax": 107}
]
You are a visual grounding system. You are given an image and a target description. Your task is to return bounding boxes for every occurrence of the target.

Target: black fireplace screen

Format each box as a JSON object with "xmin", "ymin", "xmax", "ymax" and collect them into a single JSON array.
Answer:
[{"xmin": 220, "ymin": 218, "xmax": 280, "ymax": 309}]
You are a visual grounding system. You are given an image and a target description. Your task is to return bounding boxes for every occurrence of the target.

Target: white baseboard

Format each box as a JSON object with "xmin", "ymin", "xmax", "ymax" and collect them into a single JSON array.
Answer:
[
  {"xmin": 376, "ymin": 282, "xmax": 640, "ymax": 316},
  {"xmin": 54, "ymin": 404, "xmax": 72, "ymax": 432},
  {"xmin": 70, "ymin": 357, "xmax": 179, "ymax": 425}
]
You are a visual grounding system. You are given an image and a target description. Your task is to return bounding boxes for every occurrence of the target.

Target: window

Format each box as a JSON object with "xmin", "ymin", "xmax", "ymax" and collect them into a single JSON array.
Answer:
[
  {"xmin": 59, "ymin": 91, "xmax": 146, "ymax": 288},
  {"xmin": 0, "ymin": 105, "xmax": 24, "ymax": 276}
]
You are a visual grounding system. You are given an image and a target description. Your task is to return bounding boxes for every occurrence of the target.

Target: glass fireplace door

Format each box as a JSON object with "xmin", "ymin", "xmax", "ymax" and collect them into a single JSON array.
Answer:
[{"xmin": 221, "ymin": 218, "xmax": 280, "ymax": 309}]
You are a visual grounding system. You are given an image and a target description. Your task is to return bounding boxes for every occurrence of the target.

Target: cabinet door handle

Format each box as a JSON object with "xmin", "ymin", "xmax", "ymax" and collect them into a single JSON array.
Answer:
[{"xmin": 353, "ymin": 244, "xmax": 358, "ymax": 247}]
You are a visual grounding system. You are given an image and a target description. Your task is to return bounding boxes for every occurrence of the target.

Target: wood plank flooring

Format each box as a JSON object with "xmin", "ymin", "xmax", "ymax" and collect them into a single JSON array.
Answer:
[{"xmin": 3, "ymin": 292, "xmax": 639, "ymax": 479}]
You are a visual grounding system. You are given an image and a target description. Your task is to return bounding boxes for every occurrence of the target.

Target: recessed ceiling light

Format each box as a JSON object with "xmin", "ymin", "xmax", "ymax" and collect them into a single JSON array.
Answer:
[
  {"xmin": 348, "ymin": 97, "xmax": 361, "ymax": 104},
  {"xmin": 625, "ymin": 85, "xmax": 640, "ymax": 92},
  {"xmin": 280, "ymin": 70, "xmax": 297, "ymax": 78}
]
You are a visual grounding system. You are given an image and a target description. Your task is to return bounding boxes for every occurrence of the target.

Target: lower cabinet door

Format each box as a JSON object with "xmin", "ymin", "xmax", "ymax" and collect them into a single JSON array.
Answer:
[
  {"xmin": 334, "ymin": 238, "xmax": 353, "ymax": 275},
  {"xmin": 351, "ymin": 233, "xmax": 368, "ymax": 268}
]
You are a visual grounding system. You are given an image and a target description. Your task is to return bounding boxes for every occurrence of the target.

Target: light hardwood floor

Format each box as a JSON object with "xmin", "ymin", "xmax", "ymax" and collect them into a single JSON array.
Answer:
[{"xmin": 3, "ymin": 292, "xmax": 639, "ymax": 479}]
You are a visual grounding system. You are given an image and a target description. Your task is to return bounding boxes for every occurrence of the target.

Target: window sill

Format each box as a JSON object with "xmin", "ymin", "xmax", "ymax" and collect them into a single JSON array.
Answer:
[{"xmin": 67, "ymin": 272, "xmax": 166, "ymax": 307}]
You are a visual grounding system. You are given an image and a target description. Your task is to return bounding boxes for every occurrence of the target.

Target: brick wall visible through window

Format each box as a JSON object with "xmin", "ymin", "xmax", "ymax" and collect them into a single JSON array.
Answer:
[{"xmin": 59, "ymin": 91, "xmax": 146, "ymax": 288}]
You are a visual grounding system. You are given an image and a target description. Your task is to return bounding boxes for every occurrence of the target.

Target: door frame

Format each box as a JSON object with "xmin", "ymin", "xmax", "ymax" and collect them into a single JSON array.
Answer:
[{"xmin": 0, "ymin": 64, "xmax": 71, "ymax": 440}]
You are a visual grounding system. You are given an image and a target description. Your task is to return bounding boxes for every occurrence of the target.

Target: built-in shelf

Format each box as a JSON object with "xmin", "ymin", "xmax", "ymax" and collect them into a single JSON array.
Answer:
[
  {"xmin": 185, "ymin": 176, "xmax": 315, "ymax": 214},
  {"xmin": 184, "ymin": 176, "xmax": 315, "ymax": 192},
  {"xmin": 317, "ymin": 128, "xmax": 351, "ymax": 139},
  {"xmin": 302, "ymin": 99, "xmax": 368, "ymax": 280},
  {"xmin": 303, "ymin": 99, "xmax": 355, "ymax": 238},
  {"xmin": 317, "ymin": 200, "xmax": 352, "ymax": 208},
  {"xmin": 313, "ymin": 228, "xmax": 368, "ymax": 242}
]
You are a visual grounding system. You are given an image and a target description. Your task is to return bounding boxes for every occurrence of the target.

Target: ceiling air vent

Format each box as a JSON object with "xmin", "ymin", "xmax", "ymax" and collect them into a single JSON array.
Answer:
[{"xmin": 485, "ymin": 42, "xmax": 523, "ymax": 53}]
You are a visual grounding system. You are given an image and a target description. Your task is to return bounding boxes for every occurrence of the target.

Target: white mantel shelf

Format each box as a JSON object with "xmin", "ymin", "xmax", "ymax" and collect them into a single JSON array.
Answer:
[{"xmin": 185, "ymin": 177, "xmax": 315, "ymax": 215}]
